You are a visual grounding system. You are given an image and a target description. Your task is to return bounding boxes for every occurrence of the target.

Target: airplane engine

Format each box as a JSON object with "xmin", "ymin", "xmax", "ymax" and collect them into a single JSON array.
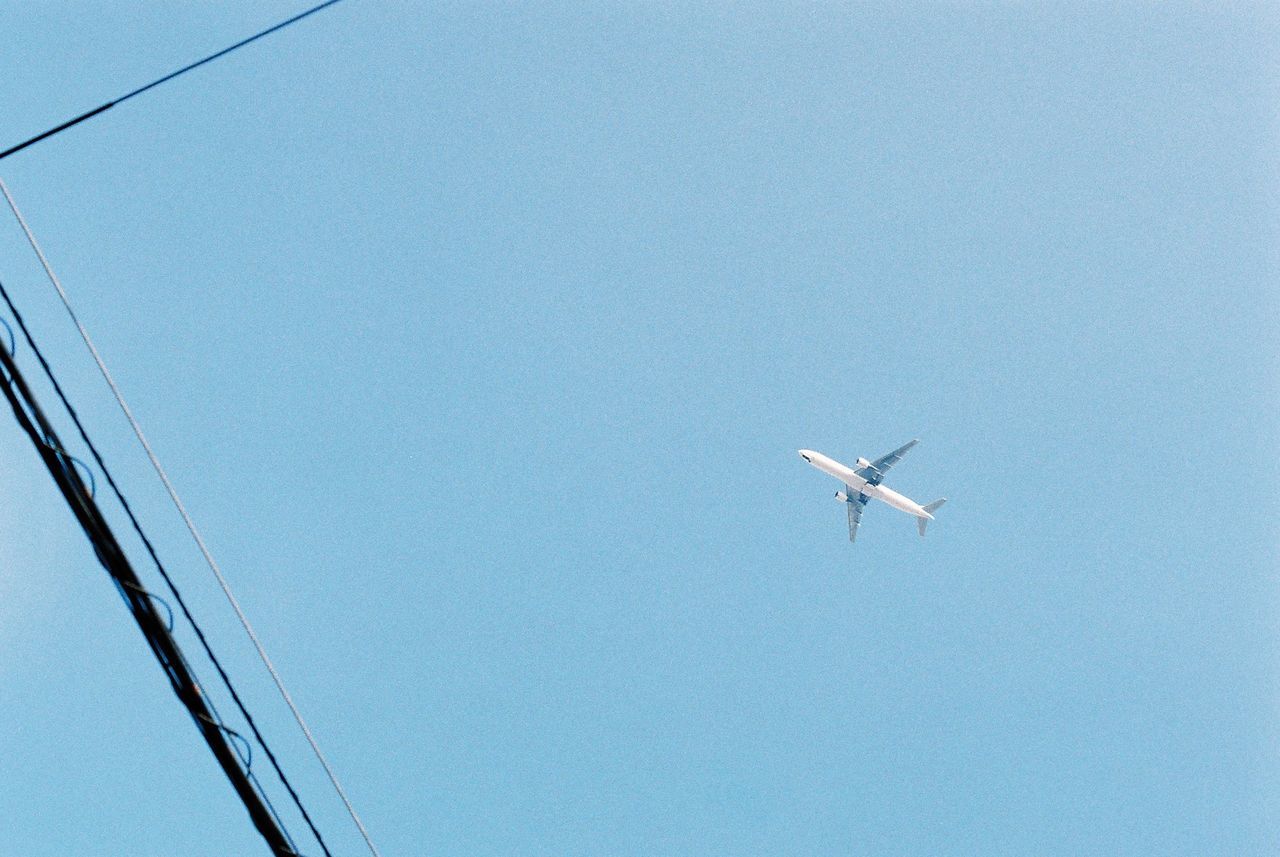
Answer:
[
  {"xmin": 855, "ymin": 457, "xmax": 872, "ymax": 468},
  {"xmin": 835, "ymin": 491, "xmax": 849, "ymax": 503}
]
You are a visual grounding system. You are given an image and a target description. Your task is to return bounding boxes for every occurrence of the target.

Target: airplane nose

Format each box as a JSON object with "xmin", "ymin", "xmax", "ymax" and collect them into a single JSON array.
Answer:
[{"xmin": 798, "ymin": 450, "xmax": 812, "ymax": 462}]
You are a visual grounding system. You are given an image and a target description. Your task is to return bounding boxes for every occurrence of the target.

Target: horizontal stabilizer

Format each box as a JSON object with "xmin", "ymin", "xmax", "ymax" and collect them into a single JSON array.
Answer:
[{"xmin": 917, "ymin": 498, "xmax": 947, "ymax": 537}]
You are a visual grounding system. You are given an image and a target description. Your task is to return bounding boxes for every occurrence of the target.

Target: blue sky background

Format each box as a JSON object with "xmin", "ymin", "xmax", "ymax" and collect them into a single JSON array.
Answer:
[{"xmin": 0, "ymin": 3, "xmax": 1277, "ymax": 855}]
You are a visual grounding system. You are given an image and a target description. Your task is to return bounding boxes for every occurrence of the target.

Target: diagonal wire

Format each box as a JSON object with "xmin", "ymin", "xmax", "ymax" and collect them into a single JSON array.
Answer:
[
  {"xmin": 115, "ymin": 0, "xmax": 344, "ymax": 106},
  {"xmin": 0, "ymin": 177, "xmax": 383, "ymax": 857},
  {"xmin": 0, "ymin": 0, "xmax": 345, "ymax": 162},
  {"xmin": 0, "ymin": 274, "xmax": 329, "ymax": 857},
  {"xmin": 1, "ymin": 331, "xmax": 304, "ymax": 857}
]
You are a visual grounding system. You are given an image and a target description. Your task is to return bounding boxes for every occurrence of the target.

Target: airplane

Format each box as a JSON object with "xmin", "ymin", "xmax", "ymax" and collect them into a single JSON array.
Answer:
[{"xmin": 798, "ymin": 440, "xmax": 946, "ymax": 543}]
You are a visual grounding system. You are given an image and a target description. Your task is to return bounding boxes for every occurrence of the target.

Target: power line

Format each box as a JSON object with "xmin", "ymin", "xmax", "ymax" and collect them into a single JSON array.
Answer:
[
  {"xmin": 1, "ymin": 165, "xmax": 383, "ymax": 857},
  {"xmin": 0, "ymin": 3, "xmax": 384, "ymax": 850},
  {"xmin": 0, "ymin": 289, "xmax": 302, "ymax": 857},
  {"xmin": 0, "ymin": 0, "xmax": 345, "ymax": 163},
  {"xmin": 0, "ymin": 273, "xmax": 334, "ymax": 857}
]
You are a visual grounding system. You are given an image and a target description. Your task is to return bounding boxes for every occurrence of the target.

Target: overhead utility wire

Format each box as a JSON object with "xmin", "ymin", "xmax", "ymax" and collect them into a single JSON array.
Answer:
[
  {"xmin": 1, "ymin": 175, "xmax": 384, "ymax": 857},
  {"xmin": 0, "ymin": 0, "xmax": 344, "ymax": 162},
  {"xmin": 0, "ymin": 301, "xmax": 301, "ymax": 857},
  {"xmin": 0, "ymin": 286, "xmax": 306, "ymax": 854},
  {"xmin": 0, "ymin": 2, "xmax": 381, "ymax": 851},
  {"xmin": 0, "ymin": 274, "xmax": 333, "ymax": 857},
  {"xmin": 0, "ymin": 18, "xmax": 383, "ymax": 857}
]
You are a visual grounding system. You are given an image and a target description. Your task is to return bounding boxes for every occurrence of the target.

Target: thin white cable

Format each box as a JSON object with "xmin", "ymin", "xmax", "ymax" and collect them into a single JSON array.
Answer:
[{"xmin": 0, "ymin": 177, "xmax": 384, "ymax": 857}]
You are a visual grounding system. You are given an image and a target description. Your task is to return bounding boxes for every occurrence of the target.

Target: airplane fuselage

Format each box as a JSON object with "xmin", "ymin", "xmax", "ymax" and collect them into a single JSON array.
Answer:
[{"xmin": 798, "ymin": 449, "xmax": 933, "ymax": 519}]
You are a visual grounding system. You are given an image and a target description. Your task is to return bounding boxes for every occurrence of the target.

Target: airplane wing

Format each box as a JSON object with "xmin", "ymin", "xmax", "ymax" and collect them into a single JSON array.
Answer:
[
  {"xmin": 846, "ymin": 489, "xmax": 869, "ymax": 542},
  {"xmin": 856, "ymin": 439, "xmax": 919, "ymax": 486}
]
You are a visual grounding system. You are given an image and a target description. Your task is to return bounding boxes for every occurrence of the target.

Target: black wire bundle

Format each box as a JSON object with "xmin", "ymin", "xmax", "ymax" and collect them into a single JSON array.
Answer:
[{"xmin": 0, "ymin": 279, "xmax": 329, "ymax": 857}]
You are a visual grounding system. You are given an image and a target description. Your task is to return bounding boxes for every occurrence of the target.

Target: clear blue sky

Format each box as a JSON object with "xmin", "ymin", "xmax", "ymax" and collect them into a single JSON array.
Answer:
[{"xmin": 0, "ymin": 3, "xmax": 1276, "ymax": 855}]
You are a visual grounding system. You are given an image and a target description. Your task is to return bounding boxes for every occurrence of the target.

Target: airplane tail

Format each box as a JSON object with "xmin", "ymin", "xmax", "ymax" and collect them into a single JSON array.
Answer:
[{"xmin": 917, "ymin": 498, "xmax": 947, "ymax": 537}]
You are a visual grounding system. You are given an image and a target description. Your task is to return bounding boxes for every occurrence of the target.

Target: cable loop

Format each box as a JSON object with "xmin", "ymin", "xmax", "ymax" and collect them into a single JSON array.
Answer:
[
  {"xmin": 122, "ymin": 581, "xmax": 176, "ymax": 632},
  {"xmin": 0, "ymin": 317, "xmax": 14, "ymax": 356},
  {"xmin": 196, "ymin": 714, "xmax": 254, "ymax": 772},
  {"xmin": 228, "ymin": 725, "xmax": 254, "ymax": 771},
  {"xmin": 41, "ymin": 438, "xmax": 96, "ymax": 497}
]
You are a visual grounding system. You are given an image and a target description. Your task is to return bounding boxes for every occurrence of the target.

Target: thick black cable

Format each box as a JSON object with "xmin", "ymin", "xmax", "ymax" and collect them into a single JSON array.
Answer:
[
  {"xmin": 106, "ymin": 564, "xmax": 302, "ymax": 856},
  {"xmin": 0, "ymin": 104, "xmax": 115, "ymax": 162},
  {"xmin": 0, "ymin": 0, "xmax": 344, "ymax": 162},
  {"xmin": 0, "ymin": 305, "xmax": 299, "ymax": 857},
  {"xmin": 0, "ymin": 280, "xmax": 334, "ymax": 857}
]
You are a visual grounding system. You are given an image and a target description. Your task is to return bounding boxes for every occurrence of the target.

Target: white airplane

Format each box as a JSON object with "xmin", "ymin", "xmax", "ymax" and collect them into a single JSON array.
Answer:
[{"xmin": 799, "ymin": 440, "xmax": 946, "ymax": 543}]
